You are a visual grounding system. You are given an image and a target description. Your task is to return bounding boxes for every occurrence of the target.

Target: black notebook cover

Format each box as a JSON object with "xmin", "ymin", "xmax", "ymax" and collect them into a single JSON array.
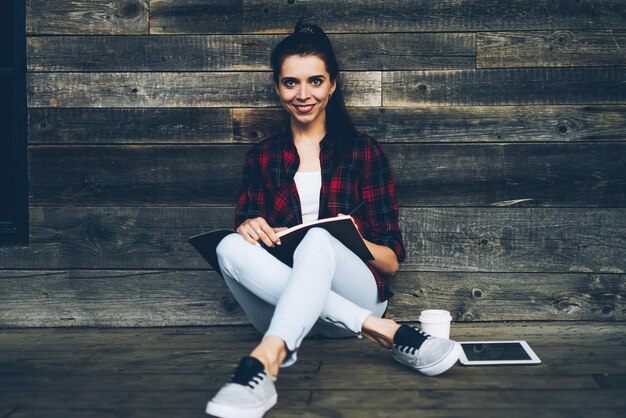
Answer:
[
  {"xmin": 262, "ymin": 216, "xmax": 373, "ymax": 267},
  {"xmin": 188, "ymin": 216, "xmax": 374, "ymax": 271}
]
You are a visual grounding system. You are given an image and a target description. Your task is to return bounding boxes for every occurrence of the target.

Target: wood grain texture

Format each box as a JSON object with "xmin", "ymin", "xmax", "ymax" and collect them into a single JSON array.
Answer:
[
  {"xmin": 0, "ymin": 270, "xmax": 623, "ymax": 327},
  {"xmin": 28, "ymin": 143, "xmax": 626, "ymax": 207},
  {"xmin": 27, "ymin": 0, "xmax": 149, "ymax": 35},
  {"xmin": 27, "ymin": 33, "xmax": 474, "ymax": 72},
  {"xmin": 150, "ymin": 0, "xmax": 626, "ymax": 34},
  {"xmin": 28, "ymin": 105, "xmax": 626, "ymax": 145},
  {"xmin": 389, "ymin": 272, "xmax": 625, "ymax": 322},
  {"xmin": 0, "ymin": 324, "xmax": 625, "ymax": 417},
  {"xmin": 149, "ymin": 0, "xmax": 244, "ymax": 34},
  {"xmin": 0, "ymin": 207, "xmax": 623, "ymax": 273},
  {"xmin": 0, "ymin": 270, "xmax": 247, "ymax": 327},
  {"xmin": 477, "ymin": 31, "xmax": 626, "ymax": 68},
  {"xmin": 383, "ymin": 68, "xmax": 626, "ymax": 106},
  {"xmin": 27, "ymin": 72, "xmax": 381, "ymax": 108},
  {"xmin": 28, "ymin": 108, "xmax": 233, "ymax": 144},
  {"xmin": 234, "ymin": 105, "xmax": 626, "ymax": 143}
]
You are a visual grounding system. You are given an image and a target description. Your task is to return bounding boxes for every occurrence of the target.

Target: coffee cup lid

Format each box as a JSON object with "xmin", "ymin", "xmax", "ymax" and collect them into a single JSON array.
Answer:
[{"xmin": 418, "ymin": 309, "xmax": 452, "ymax": 323}]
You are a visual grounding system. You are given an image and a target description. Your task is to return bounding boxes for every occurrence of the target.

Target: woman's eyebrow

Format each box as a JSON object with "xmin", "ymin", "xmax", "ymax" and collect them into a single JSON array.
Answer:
[{"xmin": 281, "ymin": 75, "xmax": 326, "ymax": 81}]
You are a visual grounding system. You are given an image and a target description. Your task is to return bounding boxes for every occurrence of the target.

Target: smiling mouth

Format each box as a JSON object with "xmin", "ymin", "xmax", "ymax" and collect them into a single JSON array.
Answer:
[{"xmin": 293, "ymin": 103, "xmax": 316, "ymax": 114}]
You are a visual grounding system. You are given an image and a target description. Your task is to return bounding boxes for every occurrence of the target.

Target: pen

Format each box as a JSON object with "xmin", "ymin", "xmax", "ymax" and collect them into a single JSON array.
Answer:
[{"xmin": 347, "ymin": 200, "xmax": 367, "ymax": 216}]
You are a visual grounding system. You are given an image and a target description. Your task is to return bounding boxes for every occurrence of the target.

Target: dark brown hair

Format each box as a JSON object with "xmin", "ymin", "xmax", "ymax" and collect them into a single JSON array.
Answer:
[{"xmin": 270, "ymin": 21, "xmax": 357, "ymax": 161}]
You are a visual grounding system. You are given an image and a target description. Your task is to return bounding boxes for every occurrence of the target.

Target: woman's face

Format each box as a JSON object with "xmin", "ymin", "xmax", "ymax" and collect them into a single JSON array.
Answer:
[{"xmin": 275, "ymin": 54, "xmax": 336, "ymax": 127}]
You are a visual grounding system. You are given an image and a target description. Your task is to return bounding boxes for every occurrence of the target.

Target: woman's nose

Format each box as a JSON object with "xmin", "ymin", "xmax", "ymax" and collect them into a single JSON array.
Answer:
[{"xmin": 297, "ymin": 84, "xmax": 309, "ymax": 100}]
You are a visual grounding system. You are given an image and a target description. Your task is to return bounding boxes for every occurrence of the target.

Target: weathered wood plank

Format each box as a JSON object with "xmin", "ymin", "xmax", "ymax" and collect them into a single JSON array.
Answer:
[
  {"xmin": 28, "ymin": 108, "xmax": 233, "ymax": 144},
  {"xmin": 149, "ymin": 0, "xmax": 243, "ymax": 34},
  {"xmin": 27, "ymin": 72, "xmax": 381, "ymax": 108},
  {"xmin": 31, "ymin": 106, "xmax": 626, "ymax": 145},
  {"xmin": 27, "ymin": 33, "xmax": 474, "ymax": 72},
  {"xmin": 400, "ymin": 207, "xmax": 626, "ymax": 273},
  {"xmin": 0, "ymin": 367, "xmax": 610, "ymax": 391},
  {"xmin": 1, "ymin": 324, "xmax": 625, "ymax": 417},
  {"xmin": 4, "ymin": 407, "xmax": 626, "ymax": 418},
  {"xmin": 389, "ymin": 272, "xmax": 625, "ymax": 322},
  {"xmin": 2, "ymin": 323, "xmax": 623, "ymax": 349},
  {"xmin": 28, "ymin": 146, "xmax": 249, "ymax": 205},
  {"xmin": 308, "ymin": 389, "xmax": 626, "ymax": 409},
  {"xmin": 477, "ymin": 31, "xmax": 626, "ymax": 68},
  {"xmin": 0, "ymin": 270, "xmax": 247, "ymax": 327},
  {"xmin": 150, "ymin": 0, "xmax": 626, "ymax": 34},
  {"xmin": 0, "ymin": 207, "xmax": 623, "ymax": 272},
  {"xmin": 383, "ymin": 68, "xmax": 626, "ymax": 106},
  {"xmin": 28, "ymin": 143, "xmax": 626, "ymax": 207},
  {"xmin": 27, "ymin": 0, "xmax": 149, "ymax": 35},
  {"xmin": 0, "ymin": 270, "xmax": 623, "ymax": 327},
  {"xmin": 234, "ymin": 106, "xmax": 626, "ymax": 143}
]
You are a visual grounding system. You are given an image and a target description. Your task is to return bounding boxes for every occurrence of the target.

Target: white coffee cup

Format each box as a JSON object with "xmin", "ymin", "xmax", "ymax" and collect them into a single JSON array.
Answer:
[{"xmin": 418, "ymin": 309, "xmax": 453, "ymax": 339}]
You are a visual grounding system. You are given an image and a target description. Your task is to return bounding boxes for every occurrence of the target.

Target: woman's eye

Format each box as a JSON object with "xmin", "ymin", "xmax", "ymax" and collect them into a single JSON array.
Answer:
[
  {"xmin": 311, "ymin": 79, "xmax": 322, "ymax": 86},
  {"xmin": 284, "ymin": 80, "xmax": 296, "ymax": 87}
]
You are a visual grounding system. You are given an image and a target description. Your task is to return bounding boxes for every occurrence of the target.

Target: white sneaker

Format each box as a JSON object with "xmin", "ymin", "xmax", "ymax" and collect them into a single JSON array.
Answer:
[
  {"xmin": 206, "ymin": 356, "xmax": 277, "ymax": 418},
  {"xmin": 391, "ymin": 325, "xmax": 461, "ymax": 376}
]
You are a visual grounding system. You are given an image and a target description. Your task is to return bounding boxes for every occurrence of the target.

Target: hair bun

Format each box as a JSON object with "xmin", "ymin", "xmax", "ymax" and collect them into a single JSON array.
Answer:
[{"xmin": 294, "ymin": 20, "xmax": 320, "ymax": 36}]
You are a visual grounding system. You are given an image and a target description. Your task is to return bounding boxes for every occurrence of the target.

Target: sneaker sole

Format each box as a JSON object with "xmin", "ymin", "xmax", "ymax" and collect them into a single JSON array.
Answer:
[
  {"xmin": 416, "ymin": 342, "xmax": 462, "ymax": 377},
  {"xmin": 206, "ymin": 393, "xmax": 277, "ymax": 418}
]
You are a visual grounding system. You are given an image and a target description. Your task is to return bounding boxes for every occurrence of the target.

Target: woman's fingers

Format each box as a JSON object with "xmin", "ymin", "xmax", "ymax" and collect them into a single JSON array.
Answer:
[{"xmin": 237, "ymin": 217, "xmax": 281, "ymax": 246}]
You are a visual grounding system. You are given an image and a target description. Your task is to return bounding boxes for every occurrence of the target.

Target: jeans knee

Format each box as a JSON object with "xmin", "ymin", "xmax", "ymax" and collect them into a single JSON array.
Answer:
[
  {"xmin": 215, "ymin": 233, "xmax": 243, "ymax": 275},
  {"xmin": 303, "ymin": 227, "xmax": 332, "ymax": 242},
  {"xmin": 294, "ymin": 227, "xmax": 336, "ymax": 266}
]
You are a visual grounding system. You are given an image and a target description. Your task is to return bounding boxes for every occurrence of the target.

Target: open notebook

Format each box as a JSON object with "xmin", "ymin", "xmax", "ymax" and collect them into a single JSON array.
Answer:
[{"xmin": 189, "ymin": 215, "xmax": 374, "ymax": 272}]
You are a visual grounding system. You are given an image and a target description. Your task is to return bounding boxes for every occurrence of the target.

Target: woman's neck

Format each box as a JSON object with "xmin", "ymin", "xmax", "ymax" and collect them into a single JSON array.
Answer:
[{"xmin": 290, "ymin": 115, "xmax": 327, "ymax": 145}]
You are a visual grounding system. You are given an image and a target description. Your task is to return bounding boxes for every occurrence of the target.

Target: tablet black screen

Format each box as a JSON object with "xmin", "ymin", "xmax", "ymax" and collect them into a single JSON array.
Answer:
[{"xmin": 461, "ymin": 343, "xmax": 531, "ymax": 361}]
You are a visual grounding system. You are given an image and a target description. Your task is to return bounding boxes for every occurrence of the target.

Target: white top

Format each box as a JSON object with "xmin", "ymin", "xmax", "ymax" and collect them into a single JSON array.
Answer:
[{"xmin": 294, "ymin": 171, "xmax": 322, "ymax": 224}]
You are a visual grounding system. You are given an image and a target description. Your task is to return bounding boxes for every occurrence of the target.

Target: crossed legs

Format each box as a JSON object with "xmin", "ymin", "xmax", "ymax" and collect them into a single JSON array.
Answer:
[{"xmin": 216, "ymin": 227, "xmax": 398, "ymax": 375}]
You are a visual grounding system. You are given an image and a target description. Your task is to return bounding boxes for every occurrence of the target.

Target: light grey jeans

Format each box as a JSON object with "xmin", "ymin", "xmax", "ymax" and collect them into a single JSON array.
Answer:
[{"xmin": 215, "ymin": 227, "xmax": 388, "ymax": 366}]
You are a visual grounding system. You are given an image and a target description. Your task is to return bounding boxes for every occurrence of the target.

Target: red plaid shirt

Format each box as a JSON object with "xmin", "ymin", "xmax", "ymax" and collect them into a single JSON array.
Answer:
[{"xmin": 234, "ymin": 128, "xmax": 405, "ymax": 302}]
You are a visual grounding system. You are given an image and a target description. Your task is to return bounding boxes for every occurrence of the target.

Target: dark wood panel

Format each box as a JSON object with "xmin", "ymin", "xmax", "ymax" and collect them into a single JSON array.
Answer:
[
  {"xmin": 0, "ymin": 207, "xmax": 623, "ymax": 273},
  {"xmin": 0, "ymin": 324, "xmax": 624, "ymax": 418},
  {"xmin": 29, "ymin": 106, "xmax": 626, "ymax": 145},
  {"xmin": 2, "ymin": 322, "xmax": 623, "ymax": 349},
  {"xmin": 27, "ymin": 33, "xmax": 474, "ymax": 72},
  {"xmin": 234, "ymin": 106, "xmax": 626, "ymax": 143},
  {"xmin": 150, "ymin": 0, "xmax": 626, "ymax": 34},
  {"xmin": 27, "ymin": 0, "xmax": 149, "ymax": 35},
  {"xmin": 5, "ymin": 408, "xmax": 625, "ymax": 418},
  {"xmin": 0, "ymin": 207, "xmax": 234, "ymax": 269},
  {"xmin": 29, "ymin": 146, "xmax": 248, "ymax": 205},
  {"xmin": 383, "ymin": 68, "xmax": 626, "ymax": 106},
  {"xmin": 0, "ymin": 270, "xmax": 622, "ymax": 327},
  {"xmin": 27, "ymin": 72, "xmax": 380, "ymax": 108},
  {"xmin": 28, "ymin": 144, "xmax": 626, "ymax": 207},
  {"xmin": 28, "ymin": 108, "xmax": 232, "ymax": 144},
  {"xmin": 308, "ymin": 389, "xmax": 626, "ymax": 409},
  {"xmin": 389, "ymin": 272, "xmax": 625, "ymax": 322},
  {"xmin": 477, "ymin": 31, "xmax": 626, "ymax": 68},
  {"xmin": 149, "ymin": 0, "xmax": 243, "ymax": 34},
  {"xmin": 401, "ymin": 207, "xmax": 626, "ymax": 273},
  {"xmin": 0, "ymin": 270, "xmax": 247, "ymax": 327}
]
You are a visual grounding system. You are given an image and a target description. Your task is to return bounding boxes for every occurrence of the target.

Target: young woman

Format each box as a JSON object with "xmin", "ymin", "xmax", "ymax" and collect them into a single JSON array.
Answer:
[{"xmin": 206, "ymin": 22, "xmax": 462, "ymax": 418}]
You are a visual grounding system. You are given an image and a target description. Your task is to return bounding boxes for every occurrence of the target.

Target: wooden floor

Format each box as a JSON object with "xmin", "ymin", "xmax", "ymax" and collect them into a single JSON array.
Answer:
[{"xmin": 1, "ymin": 322, "xmax": 625, "ymax": 418}]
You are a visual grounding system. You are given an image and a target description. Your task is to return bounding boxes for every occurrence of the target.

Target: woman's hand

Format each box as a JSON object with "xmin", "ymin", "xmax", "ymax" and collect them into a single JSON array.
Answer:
[
  {"xmin": 237, "ymin": 217, "xmax": 286, "ymax": 247},
  {"xmin": 338, "ymin": 213, "xmax": 399, "ymax": 276}
]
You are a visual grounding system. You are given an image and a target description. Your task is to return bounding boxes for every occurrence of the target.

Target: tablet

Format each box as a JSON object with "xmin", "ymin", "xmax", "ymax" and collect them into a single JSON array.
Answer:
[{"xmin": 458, "ymin": 340, "xmax": 541, "ymax": 365}]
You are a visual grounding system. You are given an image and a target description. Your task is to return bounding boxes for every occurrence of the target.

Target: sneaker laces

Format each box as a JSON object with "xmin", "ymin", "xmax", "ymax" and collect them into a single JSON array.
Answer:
[
  {"xmin": 229, "ymin": 358, "xmax": 267, "ymax": 389},
  {"xmin": 393, "ymin": 327, "xmax": 431, "ymax": 354}
]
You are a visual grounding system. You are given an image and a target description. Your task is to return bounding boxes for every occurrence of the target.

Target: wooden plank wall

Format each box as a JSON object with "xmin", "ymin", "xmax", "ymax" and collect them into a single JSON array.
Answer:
[{"xmin": 1, "ymin": 0, "xmax": 625, "ymax": 327}]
